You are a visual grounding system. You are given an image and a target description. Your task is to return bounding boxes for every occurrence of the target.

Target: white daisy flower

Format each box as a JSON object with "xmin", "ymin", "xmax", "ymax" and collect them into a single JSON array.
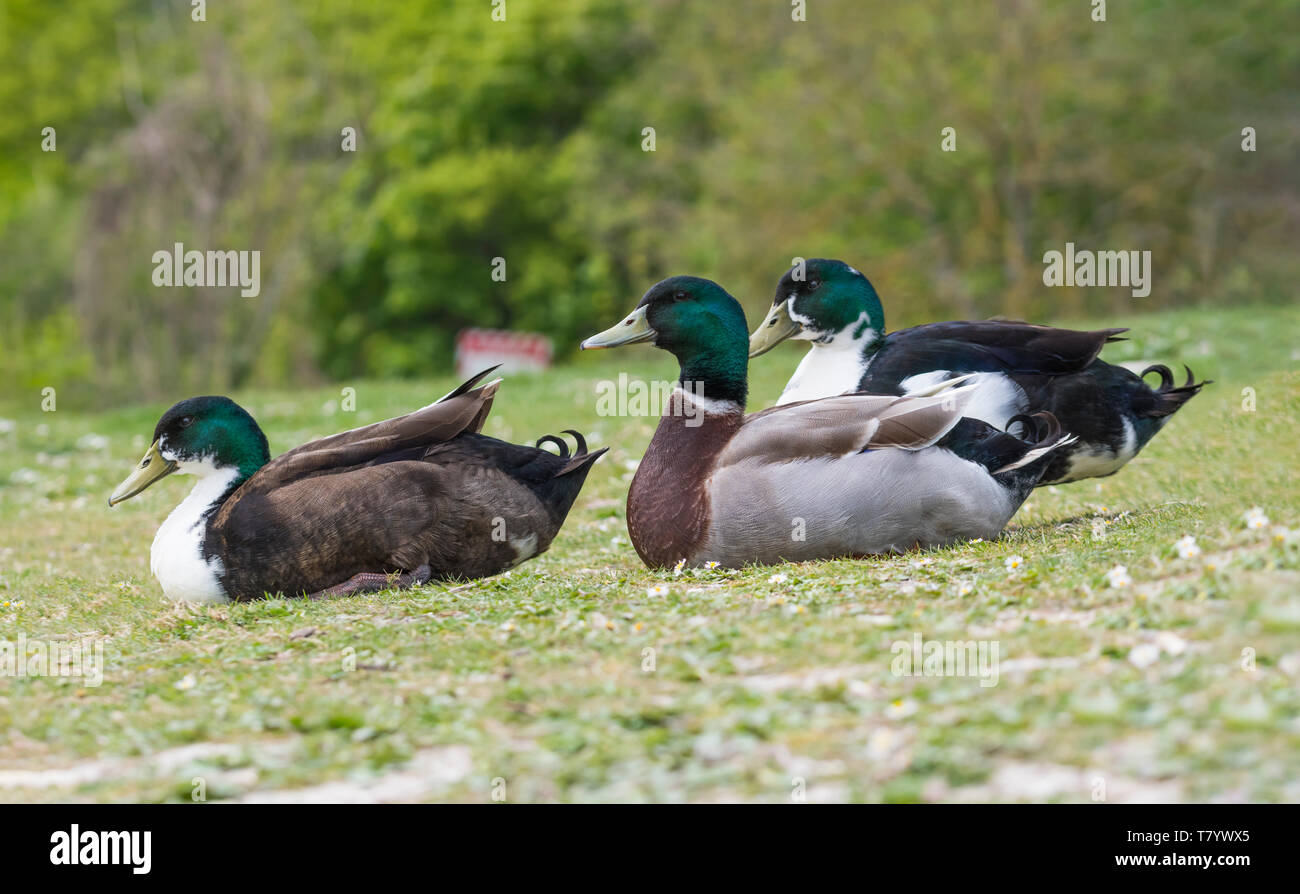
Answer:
[
  {"xmin": 1174, "ymin": 535, "xmax": 1201, "ymax": 559},
  {"xmin": 672, "ymin": 559, "xmax": 686, "ymax": 577},
  {"xmin": 1004, "ymin": 555, "xmax": 1025, "ymax": 573},
  {"xmin": 1244, "ymin": 507, "xmax": 1269, "ymax": 530},
  {"xmin": 1105, "ymin": 565, "xmax": 1133, "ymax": 588},
  {"xmin": 76, "ymin": 433, "xmax": 110, "ymax": 451},
  {"xmin": 885, "ymin": 699, "xmax": 917, "ymax": 719},
  {"xmin": 768, "ymin": 573, "xmax": 789, "ymax": 585},
  {"xmin": 647, "ymin": 584, "xmax": 670, "ymax": 598},
  {"xmin": 1128, "ymin": 643, "xmax": 1160, "ymax": 668},
  {"xmin": 1154, "ymin": 631, "xmax": 1187, "ymax": 656}
]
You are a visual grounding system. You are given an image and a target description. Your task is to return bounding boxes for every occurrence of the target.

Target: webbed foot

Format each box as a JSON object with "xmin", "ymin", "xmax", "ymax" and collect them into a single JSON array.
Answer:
[{"xmin": 307, "ymin": 564, "xmax": 432, "ymax": 600}]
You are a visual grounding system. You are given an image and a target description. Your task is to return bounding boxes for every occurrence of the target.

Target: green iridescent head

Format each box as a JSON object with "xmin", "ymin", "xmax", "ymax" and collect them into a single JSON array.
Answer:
[{"xmin": 750, "ymin": 258, "xmax": 885, "ymax": 357}]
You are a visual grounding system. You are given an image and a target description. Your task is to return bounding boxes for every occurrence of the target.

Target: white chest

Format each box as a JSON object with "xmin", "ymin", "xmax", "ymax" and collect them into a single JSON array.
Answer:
[
  {"xmin": 776, "ymin": 313, "xmax": 877, "ymax": 406},
  {"xmin": 777, "ymin": 347, "xmax": 868, "ymax": 405},
  {"xmin": 149, "ymin": 470, "xmax": 234, "ymax": 603}
]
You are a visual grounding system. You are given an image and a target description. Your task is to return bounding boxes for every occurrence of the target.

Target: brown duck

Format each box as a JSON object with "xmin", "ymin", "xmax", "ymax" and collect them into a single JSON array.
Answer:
[{"xmin": 581, "ymin": 277, "xmax": 1073, "ymax": 569}]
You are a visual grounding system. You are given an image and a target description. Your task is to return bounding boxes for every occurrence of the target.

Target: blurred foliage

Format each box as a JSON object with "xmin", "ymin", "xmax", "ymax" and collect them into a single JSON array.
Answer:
[{"xmin": 0, "ymin": 0, "xmax": 1296, "ymax": 406}]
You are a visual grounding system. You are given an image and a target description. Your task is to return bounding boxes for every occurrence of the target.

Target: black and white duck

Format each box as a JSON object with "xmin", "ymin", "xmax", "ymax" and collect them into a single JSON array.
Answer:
[
  {"xmin": 748, "ymin": 258, "xmax": 1207, "ymax": 484},
  {"xmin": 108, "ymin": 368, "xmax": 605, "ymax": 602}
]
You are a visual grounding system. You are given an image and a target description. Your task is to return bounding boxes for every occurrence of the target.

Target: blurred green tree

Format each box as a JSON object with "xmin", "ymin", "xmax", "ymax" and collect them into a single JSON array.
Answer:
[{"xmin": 0, "ymin": 0, "xmax": 1295, "ymax": 407}]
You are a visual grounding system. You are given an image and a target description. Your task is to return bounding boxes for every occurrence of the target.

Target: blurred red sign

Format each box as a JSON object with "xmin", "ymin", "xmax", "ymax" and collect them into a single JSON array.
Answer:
[{"xmin": 455, "ymin": 328, "xmax": 552, "ymax": 378}]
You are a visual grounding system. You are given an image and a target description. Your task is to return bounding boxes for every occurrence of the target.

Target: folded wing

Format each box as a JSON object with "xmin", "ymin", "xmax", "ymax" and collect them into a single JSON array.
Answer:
[
  {"xmin": 216, "ymin": 368, "xmax": 501, "ymax": 517},
  {"xmin": 876, "ymin": 321, "xmax": 1125, "ymax": 378},
  {"xmin": 719, "ymin": 384, "xmax": 981, "ymax": 468}
]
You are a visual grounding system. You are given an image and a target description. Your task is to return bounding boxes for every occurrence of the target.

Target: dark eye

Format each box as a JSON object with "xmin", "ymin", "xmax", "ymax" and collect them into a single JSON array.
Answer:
[
  {"xmin": 179, "ymin": 415, "xmax": 195, "ymax": 428},
  {"xmin": 674, "ymin": 290, "xmax": 687, "ymax": 301},
  {"xmin": 807, "ymin": 279, "xmax": 821, "ymax": 291}
]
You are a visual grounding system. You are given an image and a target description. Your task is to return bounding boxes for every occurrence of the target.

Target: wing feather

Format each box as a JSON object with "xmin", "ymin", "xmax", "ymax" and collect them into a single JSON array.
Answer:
[
  {"xmin": 719, "ymin": 385, "xmax": 979, "ymax": 468},
  {"xmin": 213, "ymin": 375, "xmax": 500, "ymax": 527},
  {"xmin": 874, "ymin": 321, "xmax": 1125, "ymax": 379}
]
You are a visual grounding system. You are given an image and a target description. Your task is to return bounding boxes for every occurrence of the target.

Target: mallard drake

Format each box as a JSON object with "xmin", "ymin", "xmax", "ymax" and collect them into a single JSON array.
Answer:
[
  {"xmin": 580, "ymin": 276, "xmax": 1074, "ymax": 569},
  {"xmin": 748, "ymin": 258, "xmax": 1208, "ymax": 485},
  {"xmin": 108, "ymin": 368, "xmax": 606, "ymax": 602}
]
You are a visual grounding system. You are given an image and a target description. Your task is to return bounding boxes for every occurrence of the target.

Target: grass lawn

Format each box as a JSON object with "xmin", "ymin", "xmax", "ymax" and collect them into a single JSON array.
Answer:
[{"xmin": 1, "ymin": 303, "xmax": 1297, "ymax": 802}]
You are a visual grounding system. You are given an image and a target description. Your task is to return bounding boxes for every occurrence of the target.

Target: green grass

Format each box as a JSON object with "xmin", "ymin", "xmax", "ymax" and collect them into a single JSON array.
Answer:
[{"xmin": 1, "ymin": 303, "xmax": 1298, "ymax": 802}]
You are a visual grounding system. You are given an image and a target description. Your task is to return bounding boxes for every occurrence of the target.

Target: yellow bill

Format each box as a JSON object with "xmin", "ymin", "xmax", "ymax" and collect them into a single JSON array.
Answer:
[
  {"xmin": 108, "ymin": 440, "xmax": 177, "ymax": 506},
  {"xmin": 748, "ymin": 301, "xmax": 802, "ymax": 358},
  {"xmin": 580, "ymin": 305, "xmax": 657, "ymax": 350}
]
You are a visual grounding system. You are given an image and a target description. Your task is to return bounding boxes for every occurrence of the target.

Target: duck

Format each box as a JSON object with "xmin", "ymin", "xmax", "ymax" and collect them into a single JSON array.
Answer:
[
  {"xmin": 108, "ymin": 368, "xmax": 606, "ymax": 602},
  {"xmin": 747, "ymin": 258, "xmax": 1208, "ymax": 485},
  {"xmin": 579, "ymin": 276, "xmax": 1074, "ymax": 570}
]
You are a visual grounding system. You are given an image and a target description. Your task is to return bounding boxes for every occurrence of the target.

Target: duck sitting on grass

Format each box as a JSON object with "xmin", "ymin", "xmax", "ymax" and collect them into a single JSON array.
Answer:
[
  {"xmin": 748, "ymin": 258, "xmax": 1207, "ymax": 485},
  {"xmin": 109, "ymin": 368, "xmax": 605, "ymax": 602},
  {"xmin": 581, "ymin": 276, "xmax": 1073, "ymax": 570}
]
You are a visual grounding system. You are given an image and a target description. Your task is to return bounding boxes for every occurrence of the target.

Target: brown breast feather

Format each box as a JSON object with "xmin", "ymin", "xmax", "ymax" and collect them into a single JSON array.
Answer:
[{"xmin": 626, "ymin": 397, "xmax": 740, "ymax": 569}]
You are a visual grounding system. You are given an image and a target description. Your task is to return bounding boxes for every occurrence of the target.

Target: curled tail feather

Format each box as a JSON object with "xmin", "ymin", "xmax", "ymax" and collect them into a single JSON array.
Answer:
[
  {"xmin": 535, "ymin": 434, "xmax": 572, "ymax": 459},
  {"xmin": 993, "ymin": 411, "xmax": 1077, "ymax": 476},
  {"xmin": 537, "ymin": 429, "xmax": 608, "ymax": 476},
  {"xmin": 1140, "ymin": 364, "xmax": 1209, "ymax": 418}
]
